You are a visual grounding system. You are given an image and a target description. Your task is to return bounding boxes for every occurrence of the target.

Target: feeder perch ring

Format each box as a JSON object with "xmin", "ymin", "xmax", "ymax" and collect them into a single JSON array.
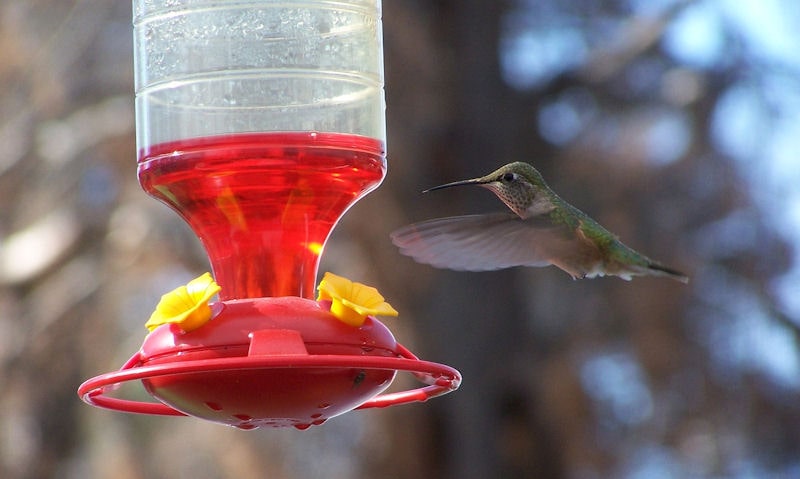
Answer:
[{"xmin": 78, "ymin": 343, "xmax": 461, "ymax": 417}]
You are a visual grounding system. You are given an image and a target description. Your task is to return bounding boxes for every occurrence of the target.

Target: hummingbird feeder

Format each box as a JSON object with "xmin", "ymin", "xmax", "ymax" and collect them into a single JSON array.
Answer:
[{"xmin": 78, "ymin": 0, "xmax": 460, "ymax": 430}]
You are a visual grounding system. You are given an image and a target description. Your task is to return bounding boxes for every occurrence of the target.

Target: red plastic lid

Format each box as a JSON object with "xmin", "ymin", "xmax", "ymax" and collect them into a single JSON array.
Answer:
[{"xmin": 139, "ymin": 296, "xmax": 398, "ymax": 363}]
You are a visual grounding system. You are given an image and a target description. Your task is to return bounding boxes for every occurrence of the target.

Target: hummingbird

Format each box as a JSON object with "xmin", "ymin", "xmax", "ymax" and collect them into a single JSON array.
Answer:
[{"xmin": 390, "ymin": 162, "xmax": 688, "ymax": 283}]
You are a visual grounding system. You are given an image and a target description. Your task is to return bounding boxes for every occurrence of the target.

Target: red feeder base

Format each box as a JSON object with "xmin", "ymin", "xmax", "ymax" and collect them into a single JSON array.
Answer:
[{"xmin": 78, "ymin": 297, "xmax": 460, "ymax": 430}]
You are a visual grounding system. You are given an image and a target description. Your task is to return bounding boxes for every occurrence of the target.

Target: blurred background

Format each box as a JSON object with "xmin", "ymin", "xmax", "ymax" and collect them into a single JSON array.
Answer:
[{"xmin": 2, "ymin": 0, "xmax": 800, "ymax": 477}]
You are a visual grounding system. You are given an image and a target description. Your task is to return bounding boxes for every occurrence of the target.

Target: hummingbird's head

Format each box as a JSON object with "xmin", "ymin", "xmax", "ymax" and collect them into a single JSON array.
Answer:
[{"xmin": 425, "ymin": 162, "xmax": 553, "ymax": 218}]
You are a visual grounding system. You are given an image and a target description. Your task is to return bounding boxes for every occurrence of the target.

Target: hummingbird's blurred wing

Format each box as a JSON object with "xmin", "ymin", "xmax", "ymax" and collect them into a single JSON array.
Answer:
[{"xmin": 390, "ymin": 213, "xmax": 570, "ymax": 271}]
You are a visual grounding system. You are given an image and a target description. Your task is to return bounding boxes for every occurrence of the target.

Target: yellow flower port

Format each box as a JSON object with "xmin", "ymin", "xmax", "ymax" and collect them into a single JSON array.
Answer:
[
  {"xmin": 145, "ymin": 272, "xmax": 222, "ymax": 333},
  {"xmin": 317, "ymin": 272, "xmax": 399, "ymax": 327}
]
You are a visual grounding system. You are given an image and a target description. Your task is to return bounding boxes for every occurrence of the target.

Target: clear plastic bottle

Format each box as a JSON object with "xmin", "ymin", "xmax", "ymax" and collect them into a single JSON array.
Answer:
[{"xmin": 133, "ymin": 0, "xmax": 385, "ymax": 147}]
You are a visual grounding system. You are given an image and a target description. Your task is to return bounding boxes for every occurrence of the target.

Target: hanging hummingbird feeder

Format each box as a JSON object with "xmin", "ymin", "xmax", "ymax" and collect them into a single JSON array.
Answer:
[{"xmin": 78, "ymin": 0, "xmax": 460, "ymax": 430}]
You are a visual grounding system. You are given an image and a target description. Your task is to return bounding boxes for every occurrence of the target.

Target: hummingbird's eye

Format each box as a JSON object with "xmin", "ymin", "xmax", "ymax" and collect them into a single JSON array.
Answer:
[{"xmin": 501, "ymin": 172, "xmax": 516, "ymax": 182}]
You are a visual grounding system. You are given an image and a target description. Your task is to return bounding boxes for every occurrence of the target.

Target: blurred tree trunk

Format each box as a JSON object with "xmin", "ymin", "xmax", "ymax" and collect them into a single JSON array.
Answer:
[{"xmin": 417, "ymin": 1, "xmax": 563, "ymax": 478}]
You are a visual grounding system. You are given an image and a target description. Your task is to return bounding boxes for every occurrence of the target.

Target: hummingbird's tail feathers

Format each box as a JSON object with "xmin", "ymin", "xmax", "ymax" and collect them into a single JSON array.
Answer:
[{"xmin": 646, "ymin": 263, "xmax": 690, "ymax": 283}]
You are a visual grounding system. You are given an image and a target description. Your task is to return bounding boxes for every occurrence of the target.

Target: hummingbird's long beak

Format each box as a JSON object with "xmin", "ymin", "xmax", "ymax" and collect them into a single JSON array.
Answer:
[{"xmin": 423, "ymin": 178, "xmax": 486, "ymax": 193}]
